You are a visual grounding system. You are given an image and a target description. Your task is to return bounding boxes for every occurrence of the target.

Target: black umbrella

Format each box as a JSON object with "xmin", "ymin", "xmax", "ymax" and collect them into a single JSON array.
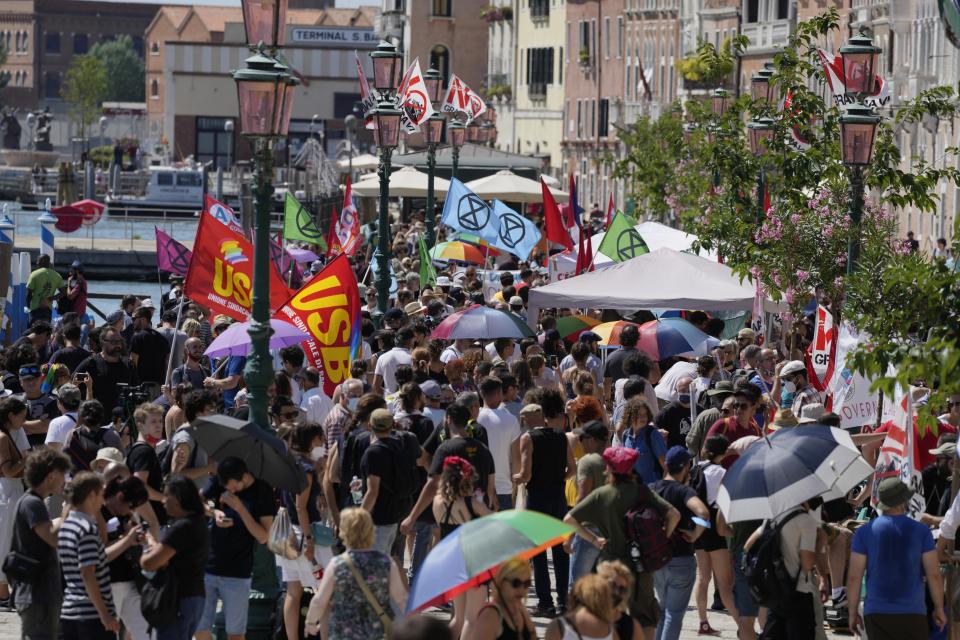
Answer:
[{"xmin": 187, "ymin": 414, "xmax": 307, "ymax": 493}]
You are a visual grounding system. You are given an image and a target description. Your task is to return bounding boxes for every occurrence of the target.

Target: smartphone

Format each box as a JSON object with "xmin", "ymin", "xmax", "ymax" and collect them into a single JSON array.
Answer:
[{"xmin": 220, "ymin": 516, "xmax": 234, "ymax": 526}]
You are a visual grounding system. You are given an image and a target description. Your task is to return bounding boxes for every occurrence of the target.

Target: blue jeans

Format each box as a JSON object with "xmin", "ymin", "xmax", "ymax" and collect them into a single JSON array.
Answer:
[
  {"xmin": 408, "ymin": 520, "xmax": 436, "ymax": 582},
  {"xmin": 197, "ymin": 574, "xmax": 252, "ymax": 635},
  {"xmin": 156, "ymin": 596, "xmax": 205, "ymax": 640},
  {"xmin": 733, "ymin": 551, "xmax": 759, "ymax": 617},
  {"xmin": 653, "ymin": 555, "xmax": 697, "ymax": 640},
  {"xmin": 568, "ymin": 526, "xmax": 602, "ymax": 585},
  {"xmin": 527, "ymin": 487, "xmax": 569, "ymax": 608},
  {"xmin": 374, "ymin": 523, "xmax": 397, "ymax": 555}
]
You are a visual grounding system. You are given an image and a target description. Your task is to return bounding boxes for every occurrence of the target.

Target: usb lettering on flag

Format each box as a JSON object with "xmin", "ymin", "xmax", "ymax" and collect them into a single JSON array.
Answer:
[
  {"xmin": 395, "ymin": 58, "xmax": 435, "ymax": 134},
  {"xmin": 440, "ymin": 178, "xmax": 501, "ymax": 246},
  {"xmin": 274, "ymin": 255, "xmax": 362, "ymax": 398}
]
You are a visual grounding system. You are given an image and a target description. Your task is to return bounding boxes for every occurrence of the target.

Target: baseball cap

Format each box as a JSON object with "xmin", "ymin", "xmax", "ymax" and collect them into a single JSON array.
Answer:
[
  {"xmin": 602, "ymin": 447, "xmax": 639, "ymax": 475},
  {"xmin": 509, "ymin": 296, "xmax": 524, "ymax": 307},
  {"xmin": 384, "ymin": 308, "xmax": 404, "ymax": 321},
  {"xmin": 370, "ymin": 408, "xmax": 394, "ymax": 432},
  {"xmin": 665, "ymin": 445, "xmax": 693, "ymax": 469},
  {"xmin": 579, "ymin": 420, "xmax": 609, "ymax": 443},
  {"xmin": 54, "ymin": 383, "xmax": 82, "ymax": 408},
  {"xmin": 519, "ymin": 403, "xmax": 542, "ymax": 417},
  {"xmin": 579, "ymin": 331, "xmax": 602, "ymax": 343},
  {"xmin": 106, "ymin": 310, "xmax": 124, "ymax": 325},
  {"xmin": 779, "ymin": 360, "xmax": 806, "ymax": 378},
  {"xmin": 18, "ymin": 365, "xmax": 41, "ymax": 379},
  {"xmin": 419, "ymin": 380, "xmax": 442, "ymax": 400}
]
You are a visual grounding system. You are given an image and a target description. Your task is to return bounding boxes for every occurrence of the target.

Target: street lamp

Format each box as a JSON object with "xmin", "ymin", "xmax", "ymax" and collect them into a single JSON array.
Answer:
[
  {"xmin": 839, "ymin": 103, "xmax": 880, "ymax": 275},
  {"xmin": 747, "ymin": 117, "xmax": 775, "ymax": 227},
  {"xmin": 423, "ymin": 66, "xmax": 444, "ymax": 249},
  {"xmin": 241, "ymin": 0, "xmax": 287, "ymax": 49},
  {"xmin": 370, "ymin": 39, "xmax": 402, "ymax": 320},
  {"xmin": 711, "ymin": 89, "xmax": 729, "ymax": 117},
  {"xmin": 750, "ymin": 64, "xmax": 775, "ymax": 107},
  {"xmin": 477, "ymin": 122, "xmax": 491, "ymax": 145},
  {"xmin": 233, "ymin": 44, "xmax": 293, "ymax": 431},
  {"xmin": 466, "ymin": 119, "xmax": 480, "ymax": 144},
  {"xmin": 839, "ymin": 29, "xmax": 880, "ymax": 96},
  {"xmin": 224, "ymin": 119, "xmax": 234, "ymax": 170},
  {"xmin": 448, "ymin": 118, "xmax": 466, "ymax": 179}
]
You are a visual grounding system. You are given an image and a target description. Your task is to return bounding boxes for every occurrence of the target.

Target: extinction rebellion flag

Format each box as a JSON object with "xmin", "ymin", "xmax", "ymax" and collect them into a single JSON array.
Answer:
[
  {"xmin": 274, "ymin": 254, "xmax": 362, "ymax": 397},
  {"xmin": 597, "ymin": 212, "xmax": 647, "ymax": 263},
  {"xmin": 184, "ymin": 212, "xmax": 292, "ymax": 321}
]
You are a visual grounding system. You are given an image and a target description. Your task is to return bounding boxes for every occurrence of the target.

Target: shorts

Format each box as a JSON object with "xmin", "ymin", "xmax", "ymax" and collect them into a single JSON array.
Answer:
[
  {"xmin": 197, "ymin": 574, "xmax": 252, "ymax": 636},
  {"xmin": 864, "ymin": 613, "xmax": 927, "ymax": 640},
  {"xmin": 733, "ymin": 552, "xmax": 759, "ymax": 617},
  {"xmin": 629, "ymin": 569, "xmax": 661, "ymax": 628},
  {"xmin": 695, "ymin": 525, "xmax": 727, "ymax": 552},
  {"xmin": 276, "ymin": 526, "xmax": 334, "ymax": 589}
]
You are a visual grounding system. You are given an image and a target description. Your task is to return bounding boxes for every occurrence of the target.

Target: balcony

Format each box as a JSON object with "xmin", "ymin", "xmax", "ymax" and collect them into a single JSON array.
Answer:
[{"xmin": 741, "ymin": 18, "xmax": 791, "ymax": 52}]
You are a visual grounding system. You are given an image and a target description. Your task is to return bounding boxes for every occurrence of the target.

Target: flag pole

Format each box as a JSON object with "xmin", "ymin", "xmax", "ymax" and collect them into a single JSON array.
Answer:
[{"xmin": 163, "ymin": 299, "xmax": 186, "ymax": 387}]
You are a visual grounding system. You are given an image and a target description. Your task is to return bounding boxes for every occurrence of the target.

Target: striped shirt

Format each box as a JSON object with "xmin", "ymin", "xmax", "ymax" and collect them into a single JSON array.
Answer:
[{"xmin": 58, "ymin": 511, "xmax": 115, "ymax": 620}]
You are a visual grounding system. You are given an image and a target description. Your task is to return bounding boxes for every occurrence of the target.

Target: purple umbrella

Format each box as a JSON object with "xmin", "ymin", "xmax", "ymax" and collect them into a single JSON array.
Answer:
[
  {"xmin": 286, "ymin": 247, "xmax": 320, "ymax": 263},
  {"xmin": 204, "ymin": 319, "xmax": 312, "ymax": 358}
]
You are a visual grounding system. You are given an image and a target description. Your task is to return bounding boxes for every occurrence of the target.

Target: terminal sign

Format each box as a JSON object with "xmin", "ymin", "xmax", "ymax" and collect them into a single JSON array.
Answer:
[{"xmin": 290, "ymin": 27, "xmax": 377, "ymax": 47}]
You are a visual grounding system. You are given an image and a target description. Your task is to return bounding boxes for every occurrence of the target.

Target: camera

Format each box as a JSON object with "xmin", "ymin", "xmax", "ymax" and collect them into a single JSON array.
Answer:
[{"xmin": 117, "ymin": 383, "xmax": 151, "ymax": 407}]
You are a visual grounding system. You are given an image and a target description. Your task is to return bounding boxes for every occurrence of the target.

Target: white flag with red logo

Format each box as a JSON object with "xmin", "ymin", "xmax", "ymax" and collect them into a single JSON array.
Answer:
[
  {"xmin": 872, "ymin": 384, "xmax": 925, "ymax": 519},
  {"xmin": 355, "ymin": 50, "xmax": 377, "ymax": 130},
  {"xmin": 441, "ymin": 74, "xmax": 487, "ymax": 122},
  {"xmin": 806, "ymin": 305, "xmax": 836, "ymax": 391},
  {"xmin": 781, "ymin": 90, "xmax": 812, "ymax": 151},
  {"xmin": 816, "ymin": 48, "xmax": 892, "ymax": 109},
  {"xmin": 394, "ymin": 58, "xmax": 436, "ymax": 134},
  {"xmin": 336, "ymin": 177, "xmax": 361, "ymax": 256},
  {"xmin": 204, "ymin": 194, "xmax": 244, "ymax": 236}
]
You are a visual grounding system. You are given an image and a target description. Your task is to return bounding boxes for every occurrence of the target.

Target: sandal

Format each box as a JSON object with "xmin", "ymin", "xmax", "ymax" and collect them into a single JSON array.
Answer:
[{"xmin": 698, "ymin": 620, "xmax": 721, "ymax": 636}]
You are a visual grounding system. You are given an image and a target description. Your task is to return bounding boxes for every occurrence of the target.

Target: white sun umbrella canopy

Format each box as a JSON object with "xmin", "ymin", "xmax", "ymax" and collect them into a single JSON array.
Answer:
[
  {"xmin": 336, "ymin": 153, "xmax": 382, "ymax": 171},
  {"xmin": 351, "ymin": 165, "xmax": 451, "ymax": 199},
  {"xmin": 465, "ymin": 169, "xmax": 569, "ymax": 203}
]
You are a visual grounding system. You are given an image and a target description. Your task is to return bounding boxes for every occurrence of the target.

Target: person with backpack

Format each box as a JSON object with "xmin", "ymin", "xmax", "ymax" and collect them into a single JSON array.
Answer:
[
  {"xmin": 650, "ymin": 446, "xmax": 715, "ymax": 640},
  {"xmin": 359, "ymin": 408, "xmax": 421, "ymax": 555},
  {"xmin": 74, "ymin": 326, "xmax": 139, "ymax": 413},
  {"xmin": 618, "ymin": 397, "xmax": 666, "ymax": 484},
  {"xmin": 691, "ymin": 435, "xmax": 738, "ymax": 636},
  {"xmin": 166, "ymin": 390, "xmax": 218, "ymax": 485},
  {"xmin": 565, "ymin": 447, "xmax": 680, "ymax": 637},
  {"xmin": 170, "ymin": 338, "xmax": 208, "ymax": 391},
  {"xmin": 847, "ymin": 478, "xmax": 945, "ymax": 640},
  {"xmin": 63, "ymin": 400, "xmax": 121, "ymax": 473},
  {"xmin": 742, "ymin": 497, "xmax": 822, "ymax": 639}
]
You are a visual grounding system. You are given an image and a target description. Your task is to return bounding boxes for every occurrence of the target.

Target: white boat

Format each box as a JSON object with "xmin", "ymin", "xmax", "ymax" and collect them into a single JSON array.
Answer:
[{"xmin": 105, "ymin": 166, "xmax": 239, "ymax": 218}]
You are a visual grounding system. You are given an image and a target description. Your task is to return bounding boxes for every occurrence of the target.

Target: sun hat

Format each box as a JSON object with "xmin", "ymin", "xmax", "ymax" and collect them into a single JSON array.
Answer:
[
  {"xmin": 519, "ymin": 403, "xmax": 542, "ymax": 417},
  {"xmin": 769, "ymin": 408, "xmax": 800, "ymax": 430},
  {"xmin": 706, "ymin": 381, "xmax": 735, "ymax": 397},
  {"xmin": 92, "ymin": 447, "xmax": 125, "ymax": 471},
  {"xmin": 876, "ymin": 477, "xmax": 913, "ymax": 511},
  {"xmin": 737, "ymin": 328, "xmax": 756, "ymax": 340},
  {"xmin": 798, "ymin": 403, "xmax": 826, "ymax": 424}
]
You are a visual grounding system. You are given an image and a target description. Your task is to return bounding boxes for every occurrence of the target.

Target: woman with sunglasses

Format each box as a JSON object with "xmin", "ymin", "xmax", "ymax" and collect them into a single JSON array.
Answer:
[
  {"xmin": 705, "ymin": 386, "xmax": 762, "ymax": 462},
  {"xmin": 468, "ymin": 559, "xmax": 536, "ymax": 640}
]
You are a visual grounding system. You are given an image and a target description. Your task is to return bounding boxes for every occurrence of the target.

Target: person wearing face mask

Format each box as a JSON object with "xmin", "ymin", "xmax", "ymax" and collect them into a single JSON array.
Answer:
[
  {"xmin": 171, "ymin": 337, "xmax": 209, "ymax": 390},
  {"xmin": 323, "ymin": 378, "xmax": 363, "ymax": 453},
  {"xmin": 778, "ymin": 360, "xmax": 823, "ymax": 417},
  {"xmin": 125, "ymin": 403, "xmax": 168, "ymax": 521},
  {"xmin": 655, "ymin": 376, "xmax": 694, "ymax": 449}
]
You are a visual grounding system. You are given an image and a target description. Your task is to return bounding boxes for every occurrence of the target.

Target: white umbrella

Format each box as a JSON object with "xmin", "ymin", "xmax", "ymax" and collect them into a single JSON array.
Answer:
[
  {"xmin": 336, "ymin": 153, "xmax": 383, "ymax": 171},
  {"xmin": 465, "ymin": 169, "xmax": 569, "ymax": 203},
  {"xmin": 350, "ymin": 165, "xmax": 451, "ymax": 199},
  {"xmin": 540, "ymin": 174, "xmax": 560, "ymax": 187}
]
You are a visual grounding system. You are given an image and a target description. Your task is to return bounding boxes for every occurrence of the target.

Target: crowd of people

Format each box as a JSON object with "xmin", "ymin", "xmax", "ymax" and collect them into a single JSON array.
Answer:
[{"xmin": 1, "ymin": 230, "xmax": 959, "ymax": 640}]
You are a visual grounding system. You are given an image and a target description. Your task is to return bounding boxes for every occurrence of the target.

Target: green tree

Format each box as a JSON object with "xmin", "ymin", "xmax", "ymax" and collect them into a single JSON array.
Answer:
[
  {"xmin": 61, "ymin": 54, "xmax": 107, "ymax": 148},
  {"xmin": 89, "ymin": 35, "xmax": 144, "ymax": 102}
]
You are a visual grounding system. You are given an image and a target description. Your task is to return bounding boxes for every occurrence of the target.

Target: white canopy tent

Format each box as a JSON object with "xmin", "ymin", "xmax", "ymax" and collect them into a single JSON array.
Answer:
[
  {"xmin": 549, "ymin": 221, "xmax": 716, "ymax": 278},
  {"xmin": 465, "ymin": 169, "xmax": 569, "ymax": 203},
  {"xmin": 350, "ymin": 165, "xmax": 451, "ymax": 199},
  {"xmin": 529, "ymin": 247, "xmax": 785, "ymax": 327},
  {"xmin": 336, "ymin": 154, "xmax": 383, "ymax": 172}
]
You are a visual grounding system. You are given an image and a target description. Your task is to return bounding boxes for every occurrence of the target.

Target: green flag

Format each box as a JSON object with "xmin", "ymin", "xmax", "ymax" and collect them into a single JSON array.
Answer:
[
  {"xmin": 283, "ymin": 192, "xmax": 326, "ymax": 249},
  {"xmin": 418, "ymin": 237, "xmax": 436, "ymax": 287},
  {"xmin": 597, "ymin": 212, "xmax": 648, "ymax": 262}
]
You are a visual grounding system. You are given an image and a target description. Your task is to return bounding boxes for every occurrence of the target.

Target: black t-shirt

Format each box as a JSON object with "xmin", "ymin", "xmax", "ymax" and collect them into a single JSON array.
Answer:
[
  {"xmin": 651, "ymin": 479, "xmax": 699, "ymax": 556},
  {"xmin": 20, "ymin": 392, "xmax": 59, "ymax": 448},
  {"xmin": 130, "ymin": 328, "xmax": 170, "ymax": 384},
  {"xmin": 602, "ymin": 347, "xmax": 637, "ymax": 384},
  {"xmin": 422, "ymin": 423, "xmax": 489, "ymax": 454},
  {"xmin": 360, "ymin": 433, "xmax": 420, "ymax": 525},
  {"xmin": 50, "ymin": 346, "xmax": 92, "ymax": 373},
  {"xmin": 11, "ymin": 491, "xmax": 59, "ymax": 605},
  {"xmin": 100, "ymin": 505, "xmax": 139, "ymax": 583},
  {"xmin": 428, "ymin": 436, "xmax": 495, "ymax": 498},
  {"xmin": 395, "ymin": 414, "xmax": 434, "ymax": 523},
  {"xmin": 655, "ymin": 402, "xmax": 693, "ymax": 449},
  {"xmin": 202, "ymin": 478, "xmax": 276, "ymax": 578},
  {"xmin": 126, "ymin": 442, "xmax": 166, "ymax": 523},
  {"xmin": 160, "ymin": 514, "xmax": 210, "ymax": 598},
  {"xmin": 75, "ymin": 354, "xmax": 139, "ymax": 411},
  {"xmin": 340, "ymin": 430, "xmax": 373, "ymax": 509}
]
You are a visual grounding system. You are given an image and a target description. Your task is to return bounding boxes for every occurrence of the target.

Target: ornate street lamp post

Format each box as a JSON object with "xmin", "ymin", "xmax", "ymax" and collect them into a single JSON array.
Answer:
[
  {"xmin": 747, "ymin": 116, "xmax": 775, "ymax": 227},
  {"xmin": 369, "ymin": 40, "xmax": 402, "ymax": 320},
  {"xmin": 423, "ymin": 66, "xmax": 444, "ymax": 249},
  {"xmin": 233, "ymin": 0, "xmax": 295, "ymax": 430},
  {"xmin": 448, "ymin": 118, "xmax": 466, "ymax": 179}
]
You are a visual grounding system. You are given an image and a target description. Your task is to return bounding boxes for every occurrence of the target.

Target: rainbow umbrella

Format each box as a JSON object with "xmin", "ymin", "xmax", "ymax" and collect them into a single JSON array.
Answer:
[
  {"xmin": 453, "ymin": 232, "xmax": 501, "ymax": 255},
  {"xmin": 637, "ymin": 317, "xmax": 720, "ymax": 360},
  {"xmin": 555, "ymin": 315, "xmax": 602, "ymax": 343},
  {"xmin": 430, "ymin": 240, "xmax": 490, "ymax": 264},
  {"xmin": 407, "ymin": 510, "xmax": 574, "ymax": 612},
  {"xmin": 591, "ymin": 320, "xmax": 642, "ymax": 347}
]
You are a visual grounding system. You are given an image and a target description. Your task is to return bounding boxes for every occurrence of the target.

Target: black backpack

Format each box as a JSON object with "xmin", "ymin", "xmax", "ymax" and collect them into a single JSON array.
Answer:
[
  {"xmin": 64, "ymin": 427, "xmax": 107, "ymax": 472},
  {"xmin": 625, "ymin": 483, "xmax": 673, "ymax": 574},
  {"xmin": 741, "ymin": 509, "xmax": 803, "ymax": 609},
  {"xmin": 140, "ymin": 568, "xmax": 178, "ymax": 630}
]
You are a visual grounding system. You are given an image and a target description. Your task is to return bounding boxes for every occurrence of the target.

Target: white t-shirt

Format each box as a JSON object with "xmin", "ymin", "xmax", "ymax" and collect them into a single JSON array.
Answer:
[
  {"xmin": 440, "ymin": 345, "xmax": 463, "ymax": 364},
  {"xmin": 477, "ymin": 405, "xmax": 521, "ymax": 495},
  {"xmin": 614, "ymin": 376, "xmax": 660, "ymax": 419},
  {"xmin": 374, "ymin": 347, "xmax": 413, "ymax": 393},
  {"xmin": 302, "ymin": 388, "xmax": 335, "ymax": 425},
  {"xmin": 485, "ymin": 342, "xmax": 519, "ymax": 364},
  {"xmin": 699, "ymin": 460, "xmax": 726, "ymax": 506},
  {"xmin": 45, "ymin": 412, "xmax": 79, "ymax": 447}
]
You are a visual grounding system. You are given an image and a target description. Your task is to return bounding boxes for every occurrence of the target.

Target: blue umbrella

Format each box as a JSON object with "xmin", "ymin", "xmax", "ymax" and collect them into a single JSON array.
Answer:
[
  {"xmin": 717, "ymin": 425, "xmax": 872, "ymax": 523},
  {"xmin": 637, "ymin": 317, "xmax": 719, "ymax": 359}
]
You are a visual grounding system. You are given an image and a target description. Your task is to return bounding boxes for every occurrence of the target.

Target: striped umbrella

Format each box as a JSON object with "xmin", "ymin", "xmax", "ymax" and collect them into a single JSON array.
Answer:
[
  {"xmin": 430, "ymin": 241, "xmax": 490, "ymax": 264},
  {"xmin": 431, "ymin": 305, "xmax": 535, "ymax": 340},
  {"xmin": 407, "ymin": 510, "xmax": 574, "ymax": 612},
  {"xmin": 591, "ymin": 320, "xmax": 642, "ymax": 347},
  {"xmin": 555, "ymin": 315, "xmax": 602, "ymax": 343},
  {"xmin": 636, "ymin": 318, "xmax": 720, "ymax": 360}
]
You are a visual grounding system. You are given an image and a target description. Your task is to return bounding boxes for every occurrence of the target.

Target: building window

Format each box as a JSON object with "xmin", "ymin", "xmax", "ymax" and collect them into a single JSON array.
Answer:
[
  {"xmin": 14, "ymin": 32, "xmax": 20, "ymax": 52},
  {"xmin": 429, "ymin": 44, "xmax": 450, "ymax": 87},
  {"xmin": 576, "ymin": 99, "xmax": 582, "ymax": 138},
  {"xmin": 432, "ymin": 0, "xmax": 451, "ymax": 17},
  {"xmin": 599, "ymin": 98, "xmax": 609, "ymax": 137},
  {"xmin": 531, "ymin": 0, "xmax": 549, "ymax": 18},
  {"xmin": 150, "ymin": 79, "xmax": 159, "ymax": 98},
  {"xmin": 21, "ymin": 32, "xmax": 27, "ymax": 52},
  {"xmin": 44, "ymin": 71, "xmax": 60, "ymax": 97},
  {"xmin": 151, "ymin": 41, "xmax": 160, "ymax": 55},
  {"xmin": 745, "ymin": 0, "xmax": 759, "ymax": 23},
  {"xmin": 558, "ymin": 47, "xmax": 563, "ymax": 84},
  {"xmin": 196, "ymin": 117, "xmax": 234, "ymax": 170},
  {"xmin": 776, "ymin": 0, "xmax": 789, "ymax": 20},
  {"xmin": 565, "ymin": 22, "xmax": 570, "ymax": 62},
  {"xmin": 527, "ymin": 47, "xmax": 554, "ymax": 97},
  {"xmin": 45, "ymin": 31, "xmax": 59, "ymax": 53},
  {"xmin": 604, "ymin": 17, "xmax": 610, "ymax": 58},
  {"xmin": 74, "ymin": 33, "xmax": 88, "ymax": 54},
  {"xmin": 617, "ymin": 17, "xmax": 624, "ymax": 58}
]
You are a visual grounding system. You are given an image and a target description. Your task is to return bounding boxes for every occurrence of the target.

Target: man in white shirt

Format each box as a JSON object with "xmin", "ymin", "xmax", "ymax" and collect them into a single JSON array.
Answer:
[
  {"xmin": 374, "ymin": 327, "xmax": 414, "ymax": 394},
  {"xmin": 300, "ymin": 367, "xmax": 335, "ymax": 426},
  {"xmin": 440, "ymin": 338, "xmax": 472, "ymax": 364},
  {"xmin": 475, "ymin": 376, "xmax": 521, "ymax": 510},
  {"xmin": 43, "ymin": 384, "xmax": 81, "ymax": 450}
]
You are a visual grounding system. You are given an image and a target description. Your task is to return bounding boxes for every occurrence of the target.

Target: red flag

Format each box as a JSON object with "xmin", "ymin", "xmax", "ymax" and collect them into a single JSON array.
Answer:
[
  {"xmin": 584, "ymin": 229, "xmax": 594, "ymax": 272},
  {"xmin": 325, "ymin": 207, "xmax": 342, "ymax": 258},
  {"xmin": 203, "ymin": 195, "xmax": 244, "ymax": 236},
  {"xmin": 574, "ymin": 227, "xmax": 587, "ymax": 275},
  {"xmin": 274, "ymin": 255, "xmax": 362, "ymax": 397},
  {"xmin": 336, "ymin": 177, "xmax": 361, "ymax": 256},
  {"xmin": 605, "ymin": 193, "xmax": 615, "ymax": 229},
  {"xmin": 541, "ymin": 178, "xmax": 573, "ymax": 251},
  {"xmin": 184, "ymin": 211, "xmax": 292, "ymax": 321}
]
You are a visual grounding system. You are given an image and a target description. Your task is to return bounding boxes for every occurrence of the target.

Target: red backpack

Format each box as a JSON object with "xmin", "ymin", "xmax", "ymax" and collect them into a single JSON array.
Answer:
[{"xmin": 625, "ymin": 483, "xmax": 673, "ymax": 573}]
